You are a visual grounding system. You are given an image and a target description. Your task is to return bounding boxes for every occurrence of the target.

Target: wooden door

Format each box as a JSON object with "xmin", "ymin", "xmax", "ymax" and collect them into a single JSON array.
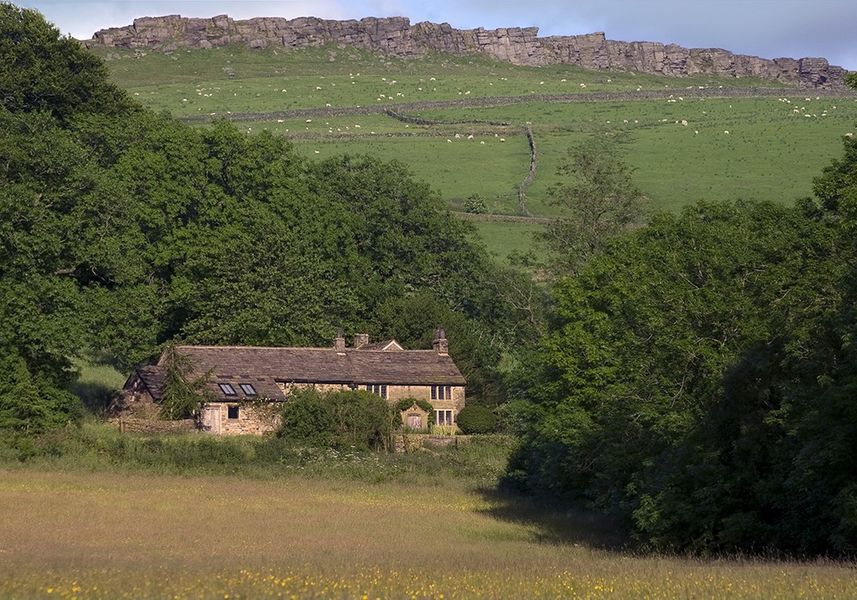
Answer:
[
  {"xmin": 407, "ymin": 413, "xmax": 422, "ymax": 429},
  {"xmin": 205, "ymin": 406, "xmax": 222, "ymax": 435}
]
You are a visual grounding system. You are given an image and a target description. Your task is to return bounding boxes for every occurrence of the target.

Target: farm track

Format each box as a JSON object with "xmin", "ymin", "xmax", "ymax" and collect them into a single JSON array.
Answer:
[{"xmin": 178, "ymin": 87, "xmax": 855, "ymax": 123}]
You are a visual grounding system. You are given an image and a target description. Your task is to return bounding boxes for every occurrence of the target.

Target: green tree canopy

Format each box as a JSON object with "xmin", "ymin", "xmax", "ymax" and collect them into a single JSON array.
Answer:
[
  {"xmin": 507, "ymin": 145, "xmax": 857, "ymax": 554},
  {"xmin": 540, "ymin": 134, "xmax": 648, "ymax": 276}
]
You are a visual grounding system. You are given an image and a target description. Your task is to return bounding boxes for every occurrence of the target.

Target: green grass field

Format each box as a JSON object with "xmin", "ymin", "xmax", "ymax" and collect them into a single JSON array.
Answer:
[{"xmin": 96, "ymin": 45, "xmax": 857, "ymax": 260}]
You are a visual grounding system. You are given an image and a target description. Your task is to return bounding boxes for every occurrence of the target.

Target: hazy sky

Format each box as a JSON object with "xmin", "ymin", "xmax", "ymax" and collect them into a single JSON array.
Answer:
[{"xmin": 18, "ymin": 0, "xmax": 857, "ymax": 69}]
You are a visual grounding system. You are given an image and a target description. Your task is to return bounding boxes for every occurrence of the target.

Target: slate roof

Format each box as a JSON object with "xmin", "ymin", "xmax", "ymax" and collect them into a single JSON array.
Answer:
[
  {"xmin": 133, "ymin": 342, "xmax": 466, "ymax": 401},
  {"xmin": 124, "ymin": 365, "xmax": 167, "ymax": 400}
]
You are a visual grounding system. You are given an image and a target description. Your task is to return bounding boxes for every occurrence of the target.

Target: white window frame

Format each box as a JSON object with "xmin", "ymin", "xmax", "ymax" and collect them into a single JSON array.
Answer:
[
  {"xmin": 434, "ymin": 409, "xmax": 454, "ymax": 426},
  {"xmin": 365, "ymin": 384, "xmax": 388, "ymax": 399},
  {"xmin": 431, "ymin": 385, "xmax": 452, "ymax": 400}
]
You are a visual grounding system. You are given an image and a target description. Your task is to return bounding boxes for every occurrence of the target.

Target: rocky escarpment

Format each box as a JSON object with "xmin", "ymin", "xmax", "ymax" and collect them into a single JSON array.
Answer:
[{"xmin": 86, "ymin": 15, "xmax": 848, "ymax": 88}]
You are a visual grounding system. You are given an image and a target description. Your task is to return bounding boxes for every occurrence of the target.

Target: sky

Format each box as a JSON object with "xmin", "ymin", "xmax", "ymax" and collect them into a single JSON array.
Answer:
[{"xmin": 18, "ymin": 0, "xmax": 857, "ymax": 69}]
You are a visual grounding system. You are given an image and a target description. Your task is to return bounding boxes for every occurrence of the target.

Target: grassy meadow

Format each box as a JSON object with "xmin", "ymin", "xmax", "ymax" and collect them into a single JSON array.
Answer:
[
  {"xmin": 93, "ymin": 45, "xmax": 857, "ymax": 261},
  {"xmin": 2, "ymin": 427, "xmax": 857, "ymax": 599}
]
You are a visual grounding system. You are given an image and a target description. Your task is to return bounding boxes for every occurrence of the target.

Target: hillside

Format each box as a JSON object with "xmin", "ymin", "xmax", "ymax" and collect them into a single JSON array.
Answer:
[
  {"xmin": 86, "ymin": 14, "xmax": 848, "ymax": 88},
  {"xmin": 92, "ymin": 44, "xmax": 857, "ymax": 262}
]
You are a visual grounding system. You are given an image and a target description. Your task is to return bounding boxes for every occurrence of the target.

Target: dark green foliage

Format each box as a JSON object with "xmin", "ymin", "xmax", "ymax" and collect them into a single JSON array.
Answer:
[
  {"xmin": 278, "ymin": 390, "xmax": 336, "ymax": 447},
  {"xmin": 455, "ymin": 405, "xmax": 498, "ymax": 434},
  {"xmin": 278, "ymin": 389, "xmax": 396, "ymax": 451},
  {"xmin": 540, "ymin": 134, "xmax": 648, "ymax": 275},
  {"xmin": 1, "ymin": 6, "xmax": 521, "ymax": 438},
  {"xmin": 0, "ymin": 3, "xmax": 134, "ymax": 121},
  {"xmin": 372, "ymin": 293, "xmax": 508, "ymax": 406},
  {"xmin": 0, "ymin": 348, "xmax": 82, "ymax": 434},
  {"xmin": 509, "ymin": 135, "xmax": 857, "ymax": 555},
  {"xmin": 463, "ymin": 193, "xmax": 488, "ymax": 214},
  {"xmin": 159, "ymin": 344, "xmax": 213, "ymax": 420}
]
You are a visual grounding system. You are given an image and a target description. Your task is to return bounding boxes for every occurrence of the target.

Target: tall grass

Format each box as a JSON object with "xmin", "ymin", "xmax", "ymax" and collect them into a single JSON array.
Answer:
[{"xmin": 2, "ymin": 422, "xmax": 515, "ymax": 488}]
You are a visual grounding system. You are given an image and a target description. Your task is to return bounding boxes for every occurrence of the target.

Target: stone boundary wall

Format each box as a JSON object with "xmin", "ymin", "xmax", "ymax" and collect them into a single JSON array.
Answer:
[
  {"xmin": 395, "ymin": 433, "xmax": 473, "ymax": 453},
  {"xmin": 384, "ymin": 108, "xmax": 511, "ymax": 127},
  {"xmin": 85, "ymin": 15, "xmax": 849, "ymax": 88},
  {"xmin": 179, "ymin": 87, "xmax": 856, "ymax": 124},
  {"xmin": 517, "ymin": 125, "xmax": 537, "ymax": 216}
]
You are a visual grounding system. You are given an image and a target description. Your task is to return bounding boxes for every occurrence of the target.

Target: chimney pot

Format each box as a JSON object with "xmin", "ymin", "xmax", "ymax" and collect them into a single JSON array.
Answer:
[
  {"xmin": 432, "ymin": 327, "xmax": 448, "ymax": 355},
  {"xmin": 334, "ymin": 329, "xmax": 346, "ymax": 354}
]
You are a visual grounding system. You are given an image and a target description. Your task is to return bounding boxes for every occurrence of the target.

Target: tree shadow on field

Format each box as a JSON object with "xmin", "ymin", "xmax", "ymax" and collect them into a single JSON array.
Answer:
[
  {"xmin": 475, "ymin": 486, "xmax": 629, "ymax": 551},
  {"xmin": 69, "ymin": 381, "xmax": 117, "ymax": 416}
]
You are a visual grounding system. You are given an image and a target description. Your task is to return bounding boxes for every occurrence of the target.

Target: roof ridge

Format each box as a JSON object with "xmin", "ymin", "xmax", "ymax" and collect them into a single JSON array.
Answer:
[
  {"xmin": 174, "ymin": 344, "xmax": 443, "ymax": 353},
  {"xmin": 176, "ymin": 344, "xmax": 337, "ymax": 351}
]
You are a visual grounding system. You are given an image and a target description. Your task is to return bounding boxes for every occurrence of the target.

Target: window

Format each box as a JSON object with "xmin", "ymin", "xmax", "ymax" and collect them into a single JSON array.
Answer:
[
  {"xmin": 218, "ymin": 383, "xmax": 237, "ymax": 396},
  {"xmin": 431, "ymin": 385, "xmax": 452, "ymax": 400},
  {"xmin": 434, "ymin": 409, "xmax": 454, "ymax": 426},
  {"xmin": 227, "ymin": 405, "xmax": 239, "ymax": 420},
  {"xmin": 365, "ymin": 384, "xmax": 388, "ymax": 399},
  {"xmin": 239, "ymin": 383, "xmax": 257, "ymax": 396}
]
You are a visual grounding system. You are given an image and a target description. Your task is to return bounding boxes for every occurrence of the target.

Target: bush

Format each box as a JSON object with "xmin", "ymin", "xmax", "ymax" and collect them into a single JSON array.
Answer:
[
  {"xmin": 455, "ymin": 405, "xmax": 497, "ymax": 434},
  {"xmin": 463, "ymin": 194, "xmax": 487, "ymax": 214},
  {"xmin": 278, "ymin": 389, "xmax": 396, "ymax": 451}
]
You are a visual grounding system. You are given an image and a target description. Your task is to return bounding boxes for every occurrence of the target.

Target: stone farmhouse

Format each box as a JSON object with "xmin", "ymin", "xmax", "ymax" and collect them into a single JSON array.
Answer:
[{"xmin": 122, "ymin": 329, "xmax": 465, "ymax": 435}]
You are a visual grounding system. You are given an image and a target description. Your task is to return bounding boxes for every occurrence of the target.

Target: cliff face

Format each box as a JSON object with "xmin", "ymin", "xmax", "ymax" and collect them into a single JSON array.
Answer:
[{"xmin": 86, "ymin": 15, "xmax": 848, "ymax": 88}]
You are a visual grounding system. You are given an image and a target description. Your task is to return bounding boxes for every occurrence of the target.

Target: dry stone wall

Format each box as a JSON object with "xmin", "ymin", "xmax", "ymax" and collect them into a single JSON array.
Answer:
[{"xmin": 85, "ymin": 15, "xmax": 848, "ymax": 88}]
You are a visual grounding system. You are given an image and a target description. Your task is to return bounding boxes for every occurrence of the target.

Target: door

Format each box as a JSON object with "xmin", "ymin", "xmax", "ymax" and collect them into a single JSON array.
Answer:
[
  {"xmin": 205, "ymin": 405, "xmax": 222, "ymax": 435},
  {"xmin": 407, "ymin": 413, "xmax": 422, "ymax": 430}
]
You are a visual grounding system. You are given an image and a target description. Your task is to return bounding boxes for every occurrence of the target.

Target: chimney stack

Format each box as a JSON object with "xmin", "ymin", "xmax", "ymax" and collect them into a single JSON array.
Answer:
[
  {"xmin": 432, "ymin": 327, "xmax": 448, "ymax": 355},
  {"xmin": 353, "ymin": 333, "xmax": 369, "ymax": 349},
  {"xmin": 334, "ymin": 328, "xmax": 346, "ymax": 354}
]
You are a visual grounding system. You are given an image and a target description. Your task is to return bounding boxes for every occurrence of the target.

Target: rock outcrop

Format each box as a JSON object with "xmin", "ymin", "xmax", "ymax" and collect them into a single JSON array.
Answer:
[{"xmin": 86, "ymin": 15, "xmax": 848, "ymax": 88}]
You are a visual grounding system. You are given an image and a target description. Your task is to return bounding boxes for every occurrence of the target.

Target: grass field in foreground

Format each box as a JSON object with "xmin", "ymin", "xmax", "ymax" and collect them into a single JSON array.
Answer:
[{"xmin": 2, "ymin": 467, "xmax": 855, "ymax": 599}]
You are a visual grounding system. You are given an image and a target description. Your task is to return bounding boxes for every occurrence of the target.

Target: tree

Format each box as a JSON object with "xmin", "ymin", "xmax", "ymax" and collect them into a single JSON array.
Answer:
[
  {"xmin": 540, "ymin": 134, "xmax": 647, "ymax": 275},
  {"xmin": 159, "ymin": 344, "xmax": 214, "ymax": 420},
  {"xmin": 507, "ymin": 195, "xmax": 853, "ymax": 553},
  {"xmin": 0, "ymin": 348, "xmax": 82, "ymax": 434},
  {"xmin": 0, "ymin": 3, "xmax": 134, "ymax": 121}
]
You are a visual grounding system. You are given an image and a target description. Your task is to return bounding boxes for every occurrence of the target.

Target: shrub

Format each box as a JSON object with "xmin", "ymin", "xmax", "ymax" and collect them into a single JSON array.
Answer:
[
  {"xmin": 463, "ymin": 194, "xmax": 487, "ymax": 214},
  {"xmin": 455, "ymin": 405, "xmax": 497, "ymax": 434},
  {"xmin": 278, "ymin": 389, "xmax": 396, "ymax": 451},
  {"xmin": 277, "ymin": 390, "xmax": 335, "ymax": 447}
]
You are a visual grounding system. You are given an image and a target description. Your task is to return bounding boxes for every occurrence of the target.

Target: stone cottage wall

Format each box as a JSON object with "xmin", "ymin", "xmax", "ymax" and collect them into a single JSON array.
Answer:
[{"xmin": 201, "ymin": 402, "xmax": 282, "ymax": 435}]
